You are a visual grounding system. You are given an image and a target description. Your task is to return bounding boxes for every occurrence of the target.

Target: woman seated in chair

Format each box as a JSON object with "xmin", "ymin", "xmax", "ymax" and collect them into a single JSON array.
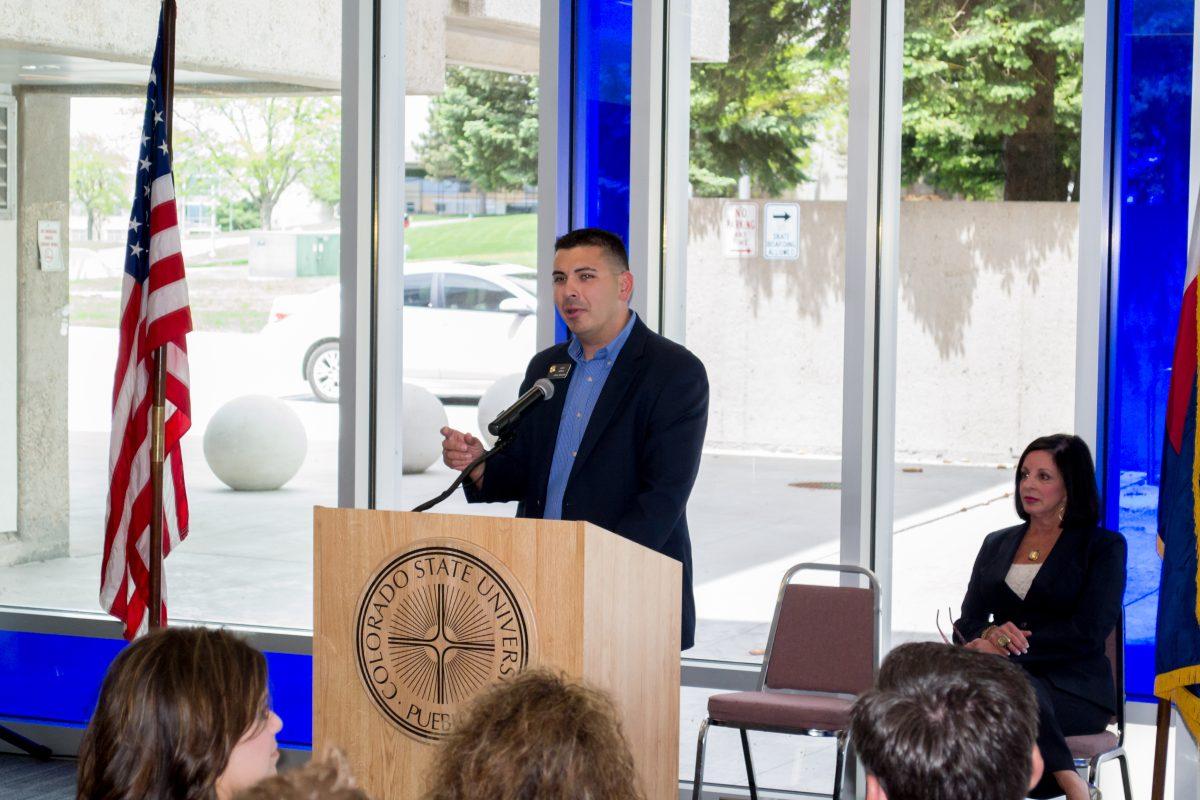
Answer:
[
  {"xmin": 77, "ymin": 626, "xmax": 284, "ymax": 800},
  {"xmin": 954, "ymin": 434, "xmax": 1125, "ymax": 800}
]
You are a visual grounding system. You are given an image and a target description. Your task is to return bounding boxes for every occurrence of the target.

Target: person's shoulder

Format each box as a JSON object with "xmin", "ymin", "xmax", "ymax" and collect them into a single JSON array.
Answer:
[
  {"xmin": 1088, "ymin": 526, "xmax": 1126, "ymax": 553},
  {"xmin": 639, "ymin": 323, "xmax": 706, "ymax": 376},
  {"xmin": 982, "ymin": 523, "xmax": 1025, "ymax": 549},
  {"xmin": 528, "ymin": 341, "xmax": 571, "ymax": 373}
]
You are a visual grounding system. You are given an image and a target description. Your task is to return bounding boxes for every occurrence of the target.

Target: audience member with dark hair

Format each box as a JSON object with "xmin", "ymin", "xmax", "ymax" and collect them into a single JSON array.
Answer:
[
  {"xmin": 954, "ymin": 433, "xmax": 1125, "ymax": 800},
  {"xmin": 851, "ymin": 642, "xmax": 1043, "ymax": 800},
  {"xmin": 425, "ymin": 669, "xmax": 643, "ymax": 800},
  {"xmin": 77, "ymin": 626, "xmax": 283, "ymax": 800},
  {"xmin": 235, "ymin": 751, "xmax": 370, "ymax": 800}
]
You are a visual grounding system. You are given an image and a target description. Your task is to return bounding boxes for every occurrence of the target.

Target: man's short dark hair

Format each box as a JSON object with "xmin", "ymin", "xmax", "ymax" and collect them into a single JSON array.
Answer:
[
  {"xmin": 850, "ymin": 642, "xmax": 1039, "ymax": 800},
  {"xmin": 554, "ymin": 227, "xmax": 629, "ymax": 271}
]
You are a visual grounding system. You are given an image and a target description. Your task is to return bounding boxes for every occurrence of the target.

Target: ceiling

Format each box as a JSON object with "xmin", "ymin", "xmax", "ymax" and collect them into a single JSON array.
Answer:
[{"xmin": 0, "ymin": 48, "xmax": 248, "ymax": 89}]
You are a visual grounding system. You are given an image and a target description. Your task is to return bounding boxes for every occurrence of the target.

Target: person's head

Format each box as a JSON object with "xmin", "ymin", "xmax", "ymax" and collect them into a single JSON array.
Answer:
[
  {"xmin": 78, "ymin": 626, "xmax": 283, "ymax": 800},
  {"xmin": 850, "ymin": 642, "xmax": 1042, "ymax": 800},
  {"xmin": 552, "ymin": 228, "xmax": 633, "ymax": 347},
  {"xmin": 234, "ymin": 751, "xmax": 370, "ymax": 800},
  {"xmin": 1013, "ymin": 433, "xmax": 1099, "ymax": 528},
  {"xmin": 426, "ymin": 669, "xmax": 644, "ymax": 800}
]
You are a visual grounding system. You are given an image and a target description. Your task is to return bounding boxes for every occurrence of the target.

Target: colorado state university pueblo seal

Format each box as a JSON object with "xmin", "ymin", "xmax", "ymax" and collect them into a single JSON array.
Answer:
[{"xmin": 355, "ymin": 539, "xmax": 536, "ymax": 742}]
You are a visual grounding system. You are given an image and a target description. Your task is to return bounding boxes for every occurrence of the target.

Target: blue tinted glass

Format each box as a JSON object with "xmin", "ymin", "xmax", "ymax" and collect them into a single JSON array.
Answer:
[
  {"xmin": 0, "ymin": 631, "xmax": 313, "ymax": 748},
  {"xmin": 1108, "ymin": 0, "xmax": 1194, "ymax": 701},
  {"xmin": 562, "ymin": 0, "xmax": 633, "ymax": 342}
]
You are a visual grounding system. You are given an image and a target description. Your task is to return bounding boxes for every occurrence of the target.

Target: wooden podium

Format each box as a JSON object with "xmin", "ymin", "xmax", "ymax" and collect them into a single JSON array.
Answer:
[{"xmin": 313, "ymin": 507, "xmax": 681, "ymax": 799}]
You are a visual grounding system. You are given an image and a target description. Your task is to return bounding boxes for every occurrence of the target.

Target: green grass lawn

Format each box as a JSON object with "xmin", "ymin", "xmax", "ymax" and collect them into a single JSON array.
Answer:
[
  {"xmin": 68, "ymin": 214, "xmax": 538, "ymax": 332},
  {"xmin": 407, "ymin": 213, "xmax": 537, "ymax": 267}
]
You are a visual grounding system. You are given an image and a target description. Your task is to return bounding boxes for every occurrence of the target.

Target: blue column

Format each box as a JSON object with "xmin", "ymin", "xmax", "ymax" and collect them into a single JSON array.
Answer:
[
  {"xmin": 0, "ymin": 631, "xmax": 313, "ymax": 748},
  {"xmin": 1106, "ymin": 0, "xmax": 1194, "ymax": 701},
  {"xmin": 556, "ymin": 0, "xmax": 633, "ymax": 342}
]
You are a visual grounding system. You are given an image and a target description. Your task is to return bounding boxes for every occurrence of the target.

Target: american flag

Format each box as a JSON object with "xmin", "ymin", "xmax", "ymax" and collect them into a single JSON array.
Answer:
[{"xmin": 101, "ymin": 16, "xmax": 193, "ymax": 640}]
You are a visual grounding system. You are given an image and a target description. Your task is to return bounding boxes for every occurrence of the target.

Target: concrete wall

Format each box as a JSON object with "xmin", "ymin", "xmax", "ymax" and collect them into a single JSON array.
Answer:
[
  {"xmin": 0, "ymin": 92, "xmax": 70, "ymax": 566},
  {"xmin": 0, "ymin": 0, "xmax": 729, "ymax": 94},
  {"xmin": 0, "ymin": 0, "xmax": 341, "ymax": 89},
  {"xmin": 685, "ymin": 199, "xmax": 1078, "ymax": 463}
]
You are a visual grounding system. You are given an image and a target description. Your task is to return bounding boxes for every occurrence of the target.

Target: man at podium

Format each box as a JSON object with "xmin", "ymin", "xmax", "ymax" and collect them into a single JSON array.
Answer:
[{"xmin": 441, "ymin": 227, "xmax": 709, "ymax": 650}]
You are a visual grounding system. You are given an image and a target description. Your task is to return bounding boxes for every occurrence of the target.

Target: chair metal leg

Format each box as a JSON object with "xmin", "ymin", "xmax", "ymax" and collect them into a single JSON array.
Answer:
[
  {"xmin": 739, "ymin": 728, "xmax": 758, "ymax": 800},
  {"xmin": 692, "ymin": 718, "xmax": 711, "ymax": 800},
  {"xmin": 1118, "ymin": 753, "xmax": 1133, "ymax": 800},
  {"xmin": 1087, "ymin": 758, "xmax": 1099, "ymax": 788},
  {"xmin": 833, "ymin": 731, "xmax": 848, "ymax": 800}
]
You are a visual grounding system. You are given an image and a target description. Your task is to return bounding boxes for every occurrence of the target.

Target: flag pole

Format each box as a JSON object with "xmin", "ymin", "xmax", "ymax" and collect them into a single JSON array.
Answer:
[
  {"xmin": 148, "ymin": 0, "xmax": 177, "ymax": 631},
  {"xmin": 1150, "ymin": 698, "xmax": 1171, "ymax": 800}
]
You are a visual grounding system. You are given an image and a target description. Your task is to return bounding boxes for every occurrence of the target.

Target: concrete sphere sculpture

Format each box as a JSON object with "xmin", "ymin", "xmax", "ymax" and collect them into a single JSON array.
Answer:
[
  {"xmin": 477, "ymin": 373, "xmax": 524, "ymax": 447},
  {"xmin": 403, "ymin": 383, "xmax": 449, "ymax": 474},
  {"xmin": 203, "ymin": 395, "xmax": 307, "ymax": 491}
]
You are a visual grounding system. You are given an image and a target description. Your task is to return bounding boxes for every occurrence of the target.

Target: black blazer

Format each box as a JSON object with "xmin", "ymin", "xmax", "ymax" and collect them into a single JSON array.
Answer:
[
  {"xmin": 465, "ymin": 317, "xmax": 709, "ymax": 650},
  {"xmin": 954, "ymin": 523, "xmax": 1127, "ymax": 711}
]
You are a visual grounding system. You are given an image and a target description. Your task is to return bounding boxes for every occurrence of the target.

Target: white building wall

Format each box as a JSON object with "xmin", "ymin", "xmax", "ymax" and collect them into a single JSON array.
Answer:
[{"xmin": 686, "ymin": 199, "xmax": 1078, "ymax": 463}]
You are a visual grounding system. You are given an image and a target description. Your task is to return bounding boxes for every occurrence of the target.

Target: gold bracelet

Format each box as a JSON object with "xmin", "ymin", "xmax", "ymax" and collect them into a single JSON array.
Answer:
[{"xmin": 980, "ymin": 625, "xmax": 998, "ymax": 643}]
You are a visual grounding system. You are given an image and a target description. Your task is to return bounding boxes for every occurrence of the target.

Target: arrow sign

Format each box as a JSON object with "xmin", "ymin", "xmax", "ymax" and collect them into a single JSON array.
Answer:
[
  {"xmin": 721, "ymin": 202, "xmax": 759, "ymax": 259},
  {"xmin": 763, "ymin": 202, "xmax": 800, "ymax": 261}
]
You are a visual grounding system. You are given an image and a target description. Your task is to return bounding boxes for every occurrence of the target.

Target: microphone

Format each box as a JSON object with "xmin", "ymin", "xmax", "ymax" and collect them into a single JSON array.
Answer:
[{"xmin": 488, "ymin": 378, "xmax": 555, "ymax": 439}]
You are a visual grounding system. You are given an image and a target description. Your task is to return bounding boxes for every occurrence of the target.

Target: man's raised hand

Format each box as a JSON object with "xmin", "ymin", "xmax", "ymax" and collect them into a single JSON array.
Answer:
[{"xmin": 441, "ymin": 427, "xmax": 485, "ymax": 485}]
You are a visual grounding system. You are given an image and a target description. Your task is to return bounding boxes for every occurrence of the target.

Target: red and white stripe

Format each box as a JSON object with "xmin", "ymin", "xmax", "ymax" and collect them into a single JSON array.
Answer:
[
  {"xmin": 1167, "ymin": 190, "xmax": 1200, "ymax": 455},
  {"xmin": 101, "ymin": 173, "xmax": 192, "ymax": 640}
]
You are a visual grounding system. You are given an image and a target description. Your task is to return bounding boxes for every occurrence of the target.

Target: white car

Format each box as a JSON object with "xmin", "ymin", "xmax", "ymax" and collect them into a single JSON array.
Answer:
[{"xmin": 261, "ymin": 261, "xmax": 538, "ymax": 401}]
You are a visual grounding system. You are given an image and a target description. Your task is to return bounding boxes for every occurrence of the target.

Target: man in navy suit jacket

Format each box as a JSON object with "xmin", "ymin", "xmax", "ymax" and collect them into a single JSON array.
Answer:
[{"xmin": 441, "ymin": 228, "xmax": 709, "ymax": 650}]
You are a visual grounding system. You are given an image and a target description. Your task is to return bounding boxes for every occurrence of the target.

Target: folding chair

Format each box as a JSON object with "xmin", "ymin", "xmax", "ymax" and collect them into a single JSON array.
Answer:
[
  {"xmin": 691, "ymin": 563, "xmax": 880, "ymax": 800},
  {"xmin": 1066, "ymin": 617, "xmax": 1132, "ymax": 800}
]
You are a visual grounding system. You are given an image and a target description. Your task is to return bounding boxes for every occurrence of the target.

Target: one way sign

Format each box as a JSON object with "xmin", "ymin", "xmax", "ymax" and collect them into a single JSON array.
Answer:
[{"xmin": 763, "ymin": 202, "xmax": 800, "ymax": 260}]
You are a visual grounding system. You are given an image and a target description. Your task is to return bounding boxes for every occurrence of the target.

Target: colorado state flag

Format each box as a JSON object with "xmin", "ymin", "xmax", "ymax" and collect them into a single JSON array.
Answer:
[{"xmin": 1157, "ymin": 194, "xmax": 1200, "ymax": 740}]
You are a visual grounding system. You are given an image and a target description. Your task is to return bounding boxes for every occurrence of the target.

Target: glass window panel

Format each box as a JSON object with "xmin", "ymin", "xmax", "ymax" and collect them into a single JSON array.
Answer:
[
  {"xmin": 678, "ymin": 2, "xmax": 850, "ymax": 675},
  {"xmin": 1, "ymin": 82, "xmax": 342, "ymax": 632},
  {"xmin": 1107, "ymin": 0, "xmax": 1194, "ymax": 700},
  {"xmin": 889, "ymin": 0, "xmax": 1085, "ymax": 649},
  {"xmin": 397, "ymin": 58, "xmax": 538, "ymax": 513}
]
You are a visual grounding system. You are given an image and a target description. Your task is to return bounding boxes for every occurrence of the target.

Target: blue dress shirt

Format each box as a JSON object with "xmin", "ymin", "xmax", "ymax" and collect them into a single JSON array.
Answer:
[{"xmin": 542, "ymin": 311, "xmax": 638, "ymax": 520}]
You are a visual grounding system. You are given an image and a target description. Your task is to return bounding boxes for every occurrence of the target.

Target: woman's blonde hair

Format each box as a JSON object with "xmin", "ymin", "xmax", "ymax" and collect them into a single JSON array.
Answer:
[
  {"xmin": 234, "ymin": 751, "xmax": 370, "ymax": 800},
  {"xmin": 426, "ymin": 669, "xmax": 643, "ymax": 800},
  {"xmin": 77, "ymin": 626, "xmax": 268, "ymax": 800}
]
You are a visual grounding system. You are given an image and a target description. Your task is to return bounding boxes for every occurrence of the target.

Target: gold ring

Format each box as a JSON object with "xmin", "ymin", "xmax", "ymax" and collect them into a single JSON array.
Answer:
[{"xmin": 995, "ymin": 633, "xmax": 1012, "ymax": 649}]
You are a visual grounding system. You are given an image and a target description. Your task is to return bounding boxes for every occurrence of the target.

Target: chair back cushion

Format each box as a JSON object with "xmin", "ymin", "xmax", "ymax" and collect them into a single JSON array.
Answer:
[{"xmin": 764, "ymin": 583, "xmax": 875, "ymax": 695}]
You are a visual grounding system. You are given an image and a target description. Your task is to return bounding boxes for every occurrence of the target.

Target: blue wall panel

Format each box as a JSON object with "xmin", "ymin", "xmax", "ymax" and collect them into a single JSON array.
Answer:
[
  {"xmin": 558, "ymin": 0, "xmax": 633, "ymax": 343},
  {"xmin": 0, "ymin": 631, "xmax": 313, "ymax": 748},
  {"xmin": 1108, "ymin": 0, "xmax": 1194, "ymax": 702}
]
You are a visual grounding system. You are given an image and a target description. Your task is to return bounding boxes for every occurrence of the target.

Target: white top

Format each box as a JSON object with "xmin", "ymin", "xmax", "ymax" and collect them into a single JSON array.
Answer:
[{"xmin": 1005, "ymin": 563, "xmax": 1042, "ymax": 600}]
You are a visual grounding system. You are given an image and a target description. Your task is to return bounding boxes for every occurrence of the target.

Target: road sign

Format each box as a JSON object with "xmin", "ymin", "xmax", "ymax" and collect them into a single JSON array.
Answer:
[
  {"xmin": 721, "ymin": 202, "xmax": 758, "ymax": 258},
  {"xmin": 763, "ymin": 202, "xmax": 799, "ymax": 261}
]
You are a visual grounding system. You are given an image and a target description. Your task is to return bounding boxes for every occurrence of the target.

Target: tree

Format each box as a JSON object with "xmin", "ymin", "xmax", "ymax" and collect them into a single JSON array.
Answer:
[
  {"xmin": 70, "ymin": 135, "xmax": 127, "ymax": 240},
  {"xmin": 689, "ymin": 1, "xmax": 843, "ymax": 197},
  {"xmin": 298, "ymin": 99, "xmax": 342, "ymax": 208},
  {"xmin": 900, "ymin": 0, "xmax": 1084, "ymax": 200},
  {"xmin": 690, "ymin": 0, "xmax": 1085, "ymax": 201},
  {"xmin": 175, "ymin": 96, "xmax": 340, "ymax": 230},
  {"xmin": 417, "ymin": 68, "xmax": 539, "ymax": 192}
]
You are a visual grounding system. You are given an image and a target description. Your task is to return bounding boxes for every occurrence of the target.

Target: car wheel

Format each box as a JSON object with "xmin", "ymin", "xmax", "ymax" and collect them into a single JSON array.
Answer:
[{"xmin": 306, "ymin": 341, "xmax": 340, "ymax": 403}]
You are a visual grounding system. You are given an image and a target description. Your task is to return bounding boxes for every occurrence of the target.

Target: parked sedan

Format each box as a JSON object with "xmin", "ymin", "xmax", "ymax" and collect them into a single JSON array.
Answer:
[{"xmin": 261, "ymin": 261, "xmax": 538, "ymax": 401}]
